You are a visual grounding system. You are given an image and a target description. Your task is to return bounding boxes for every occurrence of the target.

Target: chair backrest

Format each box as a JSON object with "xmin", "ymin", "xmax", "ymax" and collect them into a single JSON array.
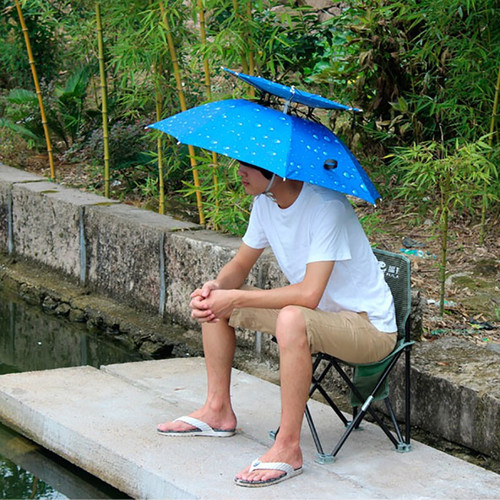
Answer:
[{"xmin": 373, "ymin": 248, "xmax": 412, "ymax": 340}]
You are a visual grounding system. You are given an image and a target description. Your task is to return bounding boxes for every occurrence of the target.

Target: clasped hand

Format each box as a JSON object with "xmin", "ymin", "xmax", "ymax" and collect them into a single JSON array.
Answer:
[{"xmin": 189, "ymin": 281, "xmax": 236, "ymax": 323}]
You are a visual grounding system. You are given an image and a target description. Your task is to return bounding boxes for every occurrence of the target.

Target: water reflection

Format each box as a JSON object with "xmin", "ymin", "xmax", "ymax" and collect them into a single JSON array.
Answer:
[
  {"xmin": 0, "ymin": 285, "xmax": 145, "ymax": 498},
  {"xmin": 0, "ymin": 289, "xmax": 144, "ymax": 373},
  {"xmin": 0, "ymin": 423, "xmax": 125, "ymax": 499}
]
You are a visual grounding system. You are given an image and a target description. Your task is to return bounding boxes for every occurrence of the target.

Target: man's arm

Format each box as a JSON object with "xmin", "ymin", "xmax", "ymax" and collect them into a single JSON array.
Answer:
[
  {"xmin": 235, "ymin": 260, "xmax": 334, "ymax": 309},
  {"xmin": 201, "ymin": 260, "xmax": 335, "ymax": 320},
  {"xmin": 214, "ymin": 243, "xmax": 265, "ymax": 290}
]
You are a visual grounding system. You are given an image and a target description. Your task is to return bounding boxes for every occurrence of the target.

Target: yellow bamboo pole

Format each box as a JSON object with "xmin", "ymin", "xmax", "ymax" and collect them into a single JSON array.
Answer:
[
  {"xmin": 197, "ymin": 0, "xmax": 219, "ymax": 220},
  {"xmin": 159, "ymin": 1, "xmax": 205, "ymax": 225},
  {"xmin": 95, "ymin": 2, "xmax": 110, "ymax": 198},
  {"xmin": 14, "ymin": 0, "xmax": 56, "ymax": 180},
  {"xmin": 154, "ymin": 60, "xmax": 165, "ymax": 215}
]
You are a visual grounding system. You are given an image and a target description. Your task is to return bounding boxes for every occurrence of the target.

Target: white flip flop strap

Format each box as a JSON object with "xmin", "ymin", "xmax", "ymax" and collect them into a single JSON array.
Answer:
[
  {"xmin": 249, "ymin": 459, "xmax": 294, "ymax": 475},
  {"xmin": 174, "ymin": 416, "xmax": 213, "ymax": 433}
]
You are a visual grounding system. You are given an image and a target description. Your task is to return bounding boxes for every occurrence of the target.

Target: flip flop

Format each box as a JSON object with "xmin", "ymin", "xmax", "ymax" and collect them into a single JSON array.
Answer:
[
  {"xmin": 234, "ymin": 459, "xmax": 303, "ymax": 488},
  {"xmin": 157, "ymin": 416, "xmax": 236, "ymax": 437}
]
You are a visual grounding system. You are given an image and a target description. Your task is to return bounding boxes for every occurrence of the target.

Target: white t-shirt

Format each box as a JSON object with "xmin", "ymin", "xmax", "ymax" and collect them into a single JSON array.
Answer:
[{"xmin": 242, "ymin": 183, "xmax": 397, "ymax": 333}]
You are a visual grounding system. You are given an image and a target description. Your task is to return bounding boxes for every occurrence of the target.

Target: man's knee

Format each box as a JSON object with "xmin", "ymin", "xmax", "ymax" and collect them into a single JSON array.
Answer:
[
  {"xmin": 202, "ymin": 317, "xmax": 233, "ymax": 334},
  {"xmin": 275, "ymin": 306, "xmax": 308, "ymax": 348}
]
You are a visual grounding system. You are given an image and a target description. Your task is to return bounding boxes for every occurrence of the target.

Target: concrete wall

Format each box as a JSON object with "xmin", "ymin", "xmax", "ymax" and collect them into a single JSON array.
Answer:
[{"xmin": 0, "ymin": 163, "xmax": 498, "ymax": 461}]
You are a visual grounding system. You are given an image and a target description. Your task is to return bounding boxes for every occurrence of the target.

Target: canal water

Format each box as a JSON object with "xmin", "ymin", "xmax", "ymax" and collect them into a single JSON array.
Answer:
[{"xmin": 0, "ymin": 285, "xmax": 149, "ymax": 499}]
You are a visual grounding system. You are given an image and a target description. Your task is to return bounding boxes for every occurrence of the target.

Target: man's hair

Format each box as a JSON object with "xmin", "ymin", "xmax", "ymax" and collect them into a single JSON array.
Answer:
[{"xmin": 239, "ymin": 161, "xmax": 274, "ymax": 180}]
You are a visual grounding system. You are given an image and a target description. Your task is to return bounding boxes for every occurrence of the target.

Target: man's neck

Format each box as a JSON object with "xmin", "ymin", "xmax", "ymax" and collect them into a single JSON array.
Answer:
[{"xmin": 271, "ymin": 180, "xmax": 304, "ymax": 209}]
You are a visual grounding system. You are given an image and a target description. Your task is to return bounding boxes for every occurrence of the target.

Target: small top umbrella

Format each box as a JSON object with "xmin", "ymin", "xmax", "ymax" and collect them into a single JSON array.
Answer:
[
  {"xmin": 223, "ymin": 67, "xmax": 362, "ymax": 113},
  {"xmin": 148, "ymin": 99, "xmax": 380, "ymax": 204}
]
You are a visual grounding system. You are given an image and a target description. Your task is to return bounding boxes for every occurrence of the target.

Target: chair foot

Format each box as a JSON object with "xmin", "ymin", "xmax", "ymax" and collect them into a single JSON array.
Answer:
[
  {"xmin": 315, "ymin": 453, "xmax": 335, "ymax": 464},
  {"xmin": 346, "ymin": 420, "xmax": 364, "ymax": 431},
  {"xmin": 396, "ymin": 442, "xmax": 412, "ymax": 453}
]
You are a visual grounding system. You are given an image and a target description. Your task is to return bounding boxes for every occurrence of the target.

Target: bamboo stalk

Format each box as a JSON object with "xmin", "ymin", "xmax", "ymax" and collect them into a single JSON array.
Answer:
[
  {"xmin": 246, "ymin": 0, "xmax": 255, "ymax": 98},
  {"xmin": 14, "ymin": 0, "xmax": 56, "ymax": 180},
  {"xmin": 489, "ymin": 64, "xmax": 500, "ymax": 144},
  {"xmin": 159, "ymin": 1, "xmax": 205, "ymax": 225},
  {"xmin": 149, "ymin": 0, "xmax": 165, "ymax": 215},
  {"xmin": 231, "ymin": 0, "xmax": 249, "ymax": 74},
  {"xmin": 439, "ymin": 161, "xmax": 451, "ymax": 317},
  {"xmin": 154, "ymin": 60, "xmax": 165, "ymax": 215},
  {"xmin": 197, "ymin": 0, "xmax": 219, "ymax": 223},
  {"xmin": 246, "ymin": 1, "xmax": 255, "ymax": 78},
  {"xmin": 95, "ymin": 2, "xmax": 110, "ymax": 198},
  {"xmin": 197, "ymin": 0, "xmax": 211, "ymax": 96}
]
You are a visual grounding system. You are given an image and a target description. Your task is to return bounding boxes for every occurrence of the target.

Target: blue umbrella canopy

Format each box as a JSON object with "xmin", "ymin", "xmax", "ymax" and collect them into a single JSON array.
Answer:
[
  {"xmin": 148, "ymin": 99, "xmax": 380, "ymax": 204},
  {"xmin": 223, "ymin": 67, "xmax": 362, "ymax": 112}
]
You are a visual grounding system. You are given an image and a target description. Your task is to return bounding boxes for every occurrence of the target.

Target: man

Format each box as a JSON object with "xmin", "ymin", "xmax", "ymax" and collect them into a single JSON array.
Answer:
[{"xmin": 157, "ymin": 161, "xmax": 397, "ymax": 487}]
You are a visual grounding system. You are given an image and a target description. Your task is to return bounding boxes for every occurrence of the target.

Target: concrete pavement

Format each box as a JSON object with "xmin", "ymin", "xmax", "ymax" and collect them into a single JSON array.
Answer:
[{"xmin": 0, "ymin": 357, "xmax": 499, "ymax": 499}]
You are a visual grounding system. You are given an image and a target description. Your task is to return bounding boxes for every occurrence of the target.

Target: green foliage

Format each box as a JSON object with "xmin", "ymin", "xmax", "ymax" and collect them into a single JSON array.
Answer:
[
  {"xmin": 0, "ymin": 126, "xmax": 33, "ymax": 166},
  {"xmin": 310, "ymin": 0, "xmax": 499, "ymax": 146},
  {"xmin": 180, "ymin": 153, "xmax": 251, "ymax": 235},
  {"xmin": 389, "ymin": 139, "xmax": 499, "ymax": 216},
  {"xmin": 67, "ymin": 119, "xmax": 154, "ymax": 192},
  {"xmin": 0, "ymin": 88, "xmax": 40, "ymax": 144},
  {"xmin": 388, "ymin": 138, "xmax": 499, "ymax": 312},
  {"xmin": 1, "ymin": 67, "xmax": 94, "ymax": 148},
  {"xmin": 359, "ymin": 211, "xmax": 386, "ymax": 238},
  {"xmin": 0, "ymin": 0, "xmax": 63, "ymax": 88},
  {"xmin": 195, "ymin": 1, "xmax": 326, "ymax": 83}
]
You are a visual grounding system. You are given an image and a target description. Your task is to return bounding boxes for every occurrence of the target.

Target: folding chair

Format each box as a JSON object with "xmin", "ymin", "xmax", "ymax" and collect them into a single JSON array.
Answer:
[{"xmin": 303, "ymin": 248, "xmax": 414, "ymax": 463}]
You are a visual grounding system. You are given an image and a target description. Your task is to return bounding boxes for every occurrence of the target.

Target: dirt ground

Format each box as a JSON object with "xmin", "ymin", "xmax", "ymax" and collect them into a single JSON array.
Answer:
[{"xmin": 21, "ymin": 156, "xmax": 500, "ymax": 351}]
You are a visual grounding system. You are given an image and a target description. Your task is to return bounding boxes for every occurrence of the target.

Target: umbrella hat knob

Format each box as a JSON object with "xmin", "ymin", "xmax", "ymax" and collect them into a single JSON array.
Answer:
[{"xmin": 324, "ymin": 159, "xmax": 338, "ymax": 170}]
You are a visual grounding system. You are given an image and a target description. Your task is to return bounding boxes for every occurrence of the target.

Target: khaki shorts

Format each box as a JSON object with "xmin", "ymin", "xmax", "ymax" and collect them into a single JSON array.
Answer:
[{"xmin": 229, "ymin": 305, "xmax": 397, "ymax": 365}]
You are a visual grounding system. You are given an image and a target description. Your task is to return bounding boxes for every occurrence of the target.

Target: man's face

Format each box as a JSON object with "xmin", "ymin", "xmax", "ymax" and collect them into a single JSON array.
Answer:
[{"xmin": 237, "ymin": 162, "xmax": 270, "ymax": 196}]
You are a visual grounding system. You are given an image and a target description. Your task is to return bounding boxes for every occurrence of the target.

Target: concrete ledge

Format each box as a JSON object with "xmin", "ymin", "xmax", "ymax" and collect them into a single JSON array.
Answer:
[{"xmin": 409, "ymin": 337, "xmax": 500, "ymax": 459}]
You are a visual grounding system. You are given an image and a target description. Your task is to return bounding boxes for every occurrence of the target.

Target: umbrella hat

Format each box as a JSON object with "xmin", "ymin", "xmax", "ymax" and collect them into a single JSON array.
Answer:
[{"xmin": 148, "ymin": 99, "xmax": 380, "ymax": 204}]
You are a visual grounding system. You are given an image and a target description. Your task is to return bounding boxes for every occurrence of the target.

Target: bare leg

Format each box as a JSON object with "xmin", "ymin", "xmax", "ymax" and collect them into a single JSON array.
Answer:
[
  {"xmin": 235, "ymin": 306, "xmax": 311, "ymax": 483},
  {"xmin": 157, "ymin": 318, "xmax": 237, "ymax": 432}
]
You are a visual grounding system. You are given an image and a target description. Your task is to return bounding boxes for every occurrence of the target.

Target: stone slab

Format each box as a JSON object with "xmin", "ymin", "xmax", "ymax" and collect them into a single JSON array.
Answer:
[{"xmin": 0, "ymin": 358, "xmax": 498, "ymax": 499}]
